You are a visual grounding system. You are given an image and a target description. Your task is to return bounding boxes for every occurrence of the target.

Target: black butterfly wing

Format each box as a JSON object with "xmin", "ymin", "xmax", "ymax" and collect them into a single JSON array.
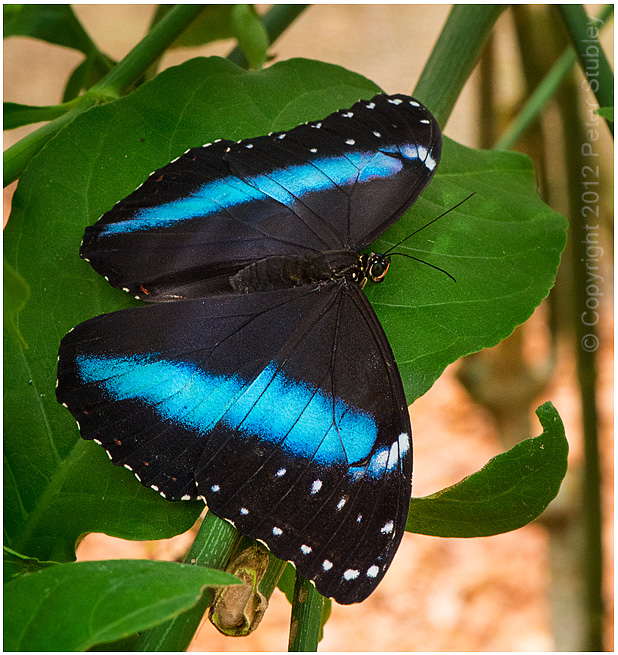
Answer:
[
  {"xmin": 81, "ymin": 94, "xmax": 441, "ymax": 300},
  {"xmin": 56, "ymin": 282, "xmax": 411, "ymax": 604}
]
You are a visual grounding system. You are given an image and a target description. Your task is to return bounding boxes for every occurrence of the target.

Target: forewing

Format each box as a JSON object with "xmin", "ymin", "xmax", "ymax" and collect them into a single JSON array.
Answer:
[
  {"xmin": 56, "ymin": 284, "xmax": 412, "ymax": 604},
  {"xmin": 81, "ymin": 94, "xmax": 440, "ymax": 300}
]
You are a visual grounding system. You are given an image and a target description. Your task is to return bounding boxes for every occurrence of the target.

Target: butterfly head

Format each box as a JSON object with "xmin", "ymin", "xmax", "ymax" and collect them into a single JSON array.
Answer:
[{"xmin": 357, "ymin": 253, "xmax": 391, "ymax": 288}]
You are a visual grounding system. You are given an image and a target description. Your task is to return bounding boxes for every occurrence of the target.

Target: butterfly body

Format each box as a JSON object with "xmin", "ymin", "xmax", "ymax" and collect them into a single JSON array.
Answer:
[
  {"xmin": 229, "ymin": 250, "xmax": 389, "ymax": 293},
  {"xmin": 57, "ymin": 93, "xmax": 441, "ymax": 604}
]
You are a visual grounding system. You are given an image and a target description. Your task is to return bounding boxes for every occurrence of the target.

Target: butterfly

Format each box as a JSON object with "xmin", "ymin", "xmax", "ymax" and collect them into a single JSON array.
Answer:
[{"xmin": 56, "ymin": 93, "xmax": 442, "ymax": 604}]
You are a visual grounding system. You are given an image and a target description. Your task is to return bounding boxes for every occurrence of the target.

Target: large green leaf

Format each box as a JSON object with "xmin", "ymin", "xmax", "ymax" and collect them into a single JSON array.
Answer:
[
  {"xmin": 3, "ymin": 4, "xmax": 95, "ymax": 54},
  {"xmin": 366, "ymin": 139, "xmax": 567, "ymax": 401},
  {"xmin": 3, "ymin": 258, "xmax": 30, "ymax": 348},
  {"xmin": 406, "ymin": 402, "xmax": 568, "ymax": 536},
  {"xmin": 3, "ymin": 559, "xmax": 240, "ymax": 651},
  {"xmin": 4, "ymin": 57, "xmax": 567, "ymax": 565}
]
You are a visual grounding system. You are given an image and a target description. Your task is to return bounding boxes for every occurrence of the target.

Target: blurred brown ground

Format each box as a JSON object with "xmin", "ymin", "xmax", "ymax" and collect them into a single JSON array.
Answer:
[{"xmin": 4, "ymin": 5, "xmax": 613, "ymax": 651}]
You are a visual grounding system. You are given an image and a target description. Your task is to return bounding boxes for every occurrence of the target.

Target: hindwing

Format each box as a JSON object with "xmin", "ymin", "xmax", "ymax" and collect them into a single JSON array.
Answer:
[{"xmin": 57, "ymin": 282, "xmax": 412, "ymax": 604}]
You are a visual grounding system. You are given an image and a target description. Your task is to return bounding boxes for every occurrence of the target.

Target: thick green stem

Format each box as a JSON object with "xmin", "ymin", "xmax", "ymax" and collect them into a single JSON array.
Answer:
[
  {"xmin": 90, "ymin": 5, "xmax": 205, "ymax": 97},
  {"xmin": 558, "ymin": 4, "xmax": 614, "ymax": 136},
  {"xmin": 288, "ymin": 572, "xmax": 324, "ymax": 652},
  {"xmin": 559, "ymin": 62, "xmax": 606, "ymax": 655},
  {"xmin": 413, "ymin": 5, "xmax": 505, "ymax": 126}
]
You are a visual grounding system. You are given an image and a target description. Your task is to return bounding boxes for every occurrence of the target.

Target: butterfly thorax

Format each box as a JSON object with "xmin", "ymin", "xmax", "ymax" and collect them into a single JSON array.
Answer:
[{"xmin": 229, "ymin": 251, "xmax": 390, "ymax": 293}]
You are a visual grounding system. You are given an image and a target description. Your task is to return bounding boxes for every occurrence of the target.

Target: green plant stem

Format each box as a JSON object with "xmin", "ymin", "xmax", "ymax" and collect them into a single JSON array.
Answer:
[
  {"xmin": 558, "ymin": 4, "xmax": 613, "ymax": 136},
  {"xmin": 496, "ymin": 49, "xmax": 577, "ymax": 151},
  {"xmin": 413, "ymin": 4, "xmax": 505, "ymax": 126},
  {"xmin": 288, "ymin": 572, "xmax": 324, "ymax": 652},
  {"xmin": 3, "ymin": 97, "xmax": 98, "ymax": 187},
  {"xmin": 497, "ymin": 4, "xmax": 614, "ymax": 150},
  {"xmin": 134, "ymin": 511, "xmax": 240, "ymax": 652},
  {"xmin": 90, "ymin": 5, "xmax": 205, "ymax": 97},
  {"xmin": 227, "ymin": 4, "xmax": 309, "ymax": 68},
  {"xmin": 558, "ymin": 59, "xmax": 606, "ymax": 654},
  {"xmin": 3, "ymin": 4, "xmax": 206, "ymax": 187}
]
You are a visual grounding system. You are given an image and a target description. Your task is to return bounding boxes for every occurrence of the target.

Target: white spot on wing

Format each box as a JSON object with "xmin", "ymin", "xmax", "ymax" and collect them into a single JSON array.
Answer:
[
  {"xmin": 381, "ymin": 520, "xmax": 394, "ymax": 534},
  {"xmin": 398, "ymin": 432, "xmax": 410, "ymax": 455},
  {"xmin": 211, "ymin": 484, "xmax": 220, "ymax": 492},
  {"xmin": 240, "ymin": 507, "xmax": 249, "ymax": 515},
  {"xmin": 272, "ymin": 526, "xmax": 283, "ymax": 536},
  {"xmin": 322, "ymin": 559, "xmax": 333, "ymax": 571},
  {"xmin": 276, "ymin": 468, "xmax": 287, "ymax": 478},
  {"xmin": 346, "ymin": 138, "xmax": 355, "ymax": 145},
  {"xmin": 301, "ymin": 544, "xmax": 312, "ymax": 554},
  {"xmin": 388, "ymin": 98, "xmax": 403, "ymax": 105},
  {"xmin": 367, "ymin": 565, "xmax": 380, "ymax": 578},
  {"xmin": 343, "ymin": 569, "xmax": 359, "ymax": 580},
  {"xmin": 311, "ymin": 479, "xmax": 322, "ymax": 494},
  {"xmin": 336, "ymin": 497, "xmax": 347, "ymax": 511},
  {"xmin": 387, "ymin": 441, "xmax": 399, "ymax": 471}
]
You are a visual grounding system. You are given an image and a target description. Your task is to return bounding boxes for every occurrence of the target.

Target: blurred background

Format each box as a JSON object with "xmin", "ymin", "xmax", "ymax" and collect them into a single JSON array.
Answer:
[{"xmin": 4, "ymin": 5, "xmax": 613, "ymax": 651}]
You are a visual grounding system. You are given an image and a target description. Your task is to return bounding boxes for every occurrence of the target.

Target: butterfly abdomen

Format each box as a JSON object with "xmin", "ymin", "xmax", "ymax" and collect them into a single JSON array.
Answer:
[{"xmin": 229, "ymin": 250, "xmax": 362, "ymax": 293}]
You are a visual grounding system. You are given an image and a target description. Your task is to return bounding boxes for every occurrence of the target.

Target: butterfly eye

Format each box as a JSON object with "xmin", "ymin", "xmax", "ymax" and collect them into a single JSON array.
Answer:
[{"xmin": 368, "ymin": 256, "xmax": 390, "ymax": 283}]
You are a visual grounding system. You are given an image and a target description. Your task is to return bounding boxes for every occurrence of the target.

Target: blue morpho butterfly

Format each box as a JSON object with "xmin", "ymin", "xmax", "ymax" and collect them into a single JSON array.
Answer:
[{"xmin": 56, "ymin": 93, "xmax": 442, "ymax": 604}]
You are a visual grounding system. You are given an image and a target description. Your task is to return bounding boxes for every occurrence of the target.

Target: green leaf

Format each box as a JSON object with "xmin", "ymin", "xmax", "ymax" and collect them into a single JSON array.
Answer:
[
  {"xmin": 3, "ymin": 559, "xmax": 240, "ymax": 651},
  {"xmin": 3, "ymin": 57, "xmax": 380, "ymax": 563},
  {"xmin": 3, "ymin": 4, "xmax": 96, "ymax": 55},
  {"xmin": 595, "ymin": 106, "xmax": 613, "ymax": 121},
  {"xmin": 4, "ymin": 101, "xmax": 71, "ymax": 130},
  {"xmin": 232, "ymin": 4, "xmax": 269, "ymax": 70},
  {"xmin": 366, "ymin": 139, "xmax": 568, "ymax": 402},
  {"xmin": 406, "ymin": 402, "xmax": 568, "ymax": 537},
  {"xmin": 3, "ymin": 258, "xmax": 30, "ymax": 348}
]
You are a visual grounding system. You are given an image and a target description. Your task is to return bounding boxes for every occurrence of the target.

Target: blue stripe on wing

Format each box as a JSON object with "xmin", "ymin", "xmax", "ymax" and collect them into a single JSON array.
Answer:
[
  {"xmin": 74, "ymin": 353, "xmax": 398, "ymax": 476},
  {"xmin": 96, "ymin": 146, "xmax": 435, "ymax": 236}
]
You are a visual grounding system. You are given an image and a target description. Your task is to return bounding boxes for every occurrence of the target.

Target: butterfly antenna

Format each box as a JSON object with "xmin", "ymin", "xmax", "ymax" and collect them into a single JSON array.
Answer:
[
  {"xmin": 389, "ymin": 252, "xmax": 457, "ymax": 282},
  {"xmin": 384, "ymin": 192, "xmax": 476, "ymax": 254}
]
